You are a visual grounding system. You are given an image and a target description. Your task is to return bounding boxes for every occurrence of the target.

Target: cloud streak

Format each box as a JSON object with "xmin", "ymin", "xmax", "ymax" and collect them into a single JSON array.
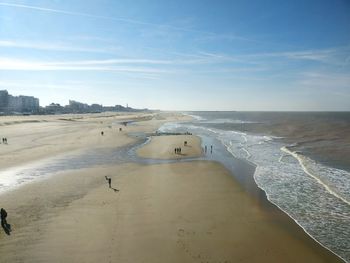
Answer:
[
  {"xmin": 0, "ymin": 57, "xmax": 173, "ymax": 74},
  {"xmin": 0, "ymin": 52, "xmax": 259, "ymax": 72},
  {"xmin": 0, "ymin": 2, "xmax": 217, "ymax": 36},
  {"xmin": 243, "ymin": 46, "xmax": 350, "ymax": 66},
  {"xmin": 0, "ymin": 1, "xmax": 266, "ymax": 45},
  {"xmin": 299, "ymin": 71, "xmax": 350, "ymax": 89},
  {"xmin": 0, "ymin": 39, "xmax": 119, "ymax": 53}
]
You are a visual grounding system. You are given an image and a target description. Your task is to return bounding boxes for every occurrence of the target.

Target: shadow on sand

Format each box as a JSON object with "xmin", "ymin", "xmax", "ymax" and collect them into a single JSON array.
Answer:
[
  {"xmin": 1, "ymin": 219, "xmax": 12, "ymax": 235},
  {"xmin": 111, "ymin": 187, "xmax": 119, "ymax": 193}
]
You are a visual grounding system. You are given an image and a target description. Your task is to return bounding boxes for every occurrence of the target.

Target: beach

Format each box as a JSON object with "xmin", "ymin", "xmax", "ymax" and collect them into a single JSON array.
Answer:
[
  {"xmin": 137, "ymin": 134, "xmax": 202, "ymax": 159},
  {"xmin": 0, "ymin": 112, "xmax": 344, "ymax": 262}
]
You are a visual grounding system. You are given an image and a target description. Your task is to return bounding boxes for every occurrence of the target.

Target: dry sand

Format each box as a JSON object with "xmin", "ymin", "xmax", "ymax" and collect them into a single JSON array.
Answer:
[
  {"xmin": 0, "ymin": 113, "xmax": 343, "ymax": 262},
  {"xmin": 0, "ymin": 112, "xmax": 187, "ymax": 169}
]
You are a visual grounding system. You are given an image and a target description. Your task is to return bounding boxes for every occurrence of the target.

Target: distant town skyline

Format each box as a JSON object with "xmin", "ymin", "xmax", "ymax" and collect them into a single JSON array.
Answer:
[
  {"xmin": 0, "ymin": 89, "xmax": 39, "ymax": 113},
  {"xmin": 0, "ymin": 0, "xmax": 349, "ymax": 111},
  {"xmin": 1, "ymin": 89, "xmax": 132, "ymax": 109},
  {"xmin": 0, "ymin": 89, "xmax": 144, "ymax": 114}
]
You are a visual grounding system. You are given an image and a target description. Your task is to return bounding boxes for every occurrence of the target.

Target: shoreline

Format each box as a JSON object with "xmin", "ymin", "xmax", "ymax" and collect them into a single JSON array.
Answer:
[
  {"xmin": 243, "ymin": 154, "xmax": 347, "ymax": 262},
  {"xmin": 157, "ymin": 116, "xmax": 348, "ymax": 262},
  {"xmin": 210, "ymin": 141, "xmax": 347, "ymax": 263},
  {"xmin": 213, "ymin": 137, "xmax": 347, "ymax": 262},
  {"xmin": 0, "ymin": 112, "xmax": 345, "ymax": 262},
  {"xmin": 133, "ymin": 127, "xmax": 346, "ymax": 262},
  {"xmin": 135, "ymin": 130, "xmax": 345, "ymax": 262},
  {"xmin": 210, "ymin": 151, "xmax": 347, "ymax": 262}
]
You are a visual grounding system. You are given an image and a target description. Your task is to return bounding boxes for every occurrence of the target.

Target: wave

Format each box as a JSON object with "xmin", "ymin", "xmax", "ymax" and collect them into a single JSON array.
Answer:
[
  {"xmin": 184, "ymin": 113, "xmax": 206, "ymax": 121},
  {"xmin": 253, "ymin": 164, "xmax": 349, "ymax": 263},
  {"xmin": 282, "ymin": 146, "xmax": 350, "ymax": 206},
  {"xmin": 199, "ymin": 118, "xmax": 257, "ymax": 124}
]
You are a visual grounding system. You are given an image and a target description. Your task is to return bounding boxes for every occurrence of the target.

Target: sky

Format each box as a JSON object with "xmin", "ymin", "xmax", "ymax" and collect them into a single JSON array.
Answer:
[{"xmin": 0, "ymin": 0, "xmax": 349, "ymax": 111}]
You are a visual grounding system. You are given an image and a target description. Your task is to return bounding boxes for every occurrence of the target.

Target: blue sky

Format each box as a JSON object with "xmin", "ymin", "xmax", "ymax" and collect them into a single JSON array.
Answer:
[{"xmin": 0, "ymin": 0, "xmax": 349, "ymax": 110}]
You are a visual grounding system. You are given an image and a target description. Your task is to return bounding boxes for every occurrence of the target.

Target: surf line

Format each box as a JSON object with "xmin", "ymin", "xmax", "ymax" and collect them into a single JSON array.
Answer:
[
  {"xmin": 241, "ymin": 146, "xmax": 251, "ymax": 159},
  {"xmin": 278, "ymin": 154, "xmax": 286, "ymax": 163},
  {"xmin": 281, "ymin": 146, "xmax": 350, "ymax": 206}
]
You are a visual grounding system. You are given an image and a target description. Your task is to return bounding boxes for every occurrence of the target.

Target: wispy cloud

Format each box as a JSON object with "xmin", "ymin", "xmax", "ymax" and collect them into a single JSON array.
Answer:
[
  {"xmin": 179, "ymin": 46, "xmax": 350, "ymax": 67},
  {"xmin": 0, "ymin": 52, "xmax": 259, "ymax": 72},
  {"xmin": 0, "ymin": 57, "xmax": 173, "ymax": 74},
  {"xmin": 299, "ymin": 71, "xmax": 350, "ymax": 89},
  {"xmin": 244, "ymin": 46, "xmax": 350, "ymax": 66},
  {"xmin": 0, "ymin": 2, "xmax": 259, "ymax": 43},
  {"xmin": 0, "ymin": 80, "xmax": 85, "ymax": 91},
  {"xmin": 0, "ymin": 2, "xmax": 211, "ymax": 35},
  {"xmin": 0, "ymin": 39, "xmax": 120, "ymax": 53},
  {"xmin": 195, "ymin": 33, "xmax": 257, "ymax": 43},
  {"xmin": 51, "ymin": 58, "xmax": 172, "ymax": 66},
  {"xmin": 194, "ymin": 51, "xmax": 267, "ymax": 66}
]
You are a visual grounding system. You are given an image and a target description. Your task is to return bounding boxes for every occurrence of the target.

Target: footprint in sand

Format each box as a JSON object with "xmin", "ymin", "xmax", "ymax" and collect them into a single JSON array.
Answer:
[{"xmin": 178, "ymin": 228, "xmax": 185, "ymax": 237}]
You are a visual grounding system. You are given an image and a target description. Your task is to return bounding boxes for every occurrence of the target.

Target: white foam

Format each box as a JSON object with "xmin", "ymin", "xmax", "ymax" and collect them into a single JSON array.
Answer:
[
  {"xmin": 241, "ymin": 147, "xmax": 251, "ymax": 159},
  {"xmin": 281, "ymin": 146, "xmax": 350, "ymax": 206},
  {"xmin": 199, "ymin": 118, "xmax": 256, "ymax": 124},
  {"xmin": 185, "ymin": 113, "xmax": 206, "ymax": 121},
  {"xmin": 253, "ymin": 165, "xmax": 349, "ymax": 263}
]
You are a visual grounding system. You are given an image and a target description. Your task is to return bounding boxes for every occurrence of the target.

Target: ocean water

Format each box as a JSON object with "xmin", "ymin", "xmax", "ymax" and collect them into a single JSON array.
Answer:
[{"xmin": 159, "ymin": 112, "xmax": 350, "ymax": 262}]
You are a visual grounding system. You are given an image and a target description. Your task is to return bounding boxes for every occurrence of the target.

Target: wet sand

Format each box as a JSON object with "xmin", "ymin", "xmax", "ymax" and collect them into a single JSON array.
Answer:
[
  {"xmin": 0, "ymin": 112, "xmax": 190, "ymax": 170},
  {"xmin": 137, "ymin": 135, "xmax": 202, "ymax": 159},
  {"xmin": 0, "ymin": 113, "xmax": 344, "ymax": 262}
]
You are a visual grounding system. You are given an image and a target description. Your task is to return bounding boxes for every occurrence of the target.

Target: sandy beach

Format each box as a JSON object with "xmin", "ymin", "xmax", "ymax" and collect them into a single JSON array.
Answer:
[
  {"xmin": 0, "ymin": 112, "xmax": 169, "ymax": 169},
  {"xmin": 0, "ymin": 112, "xmax": 344, "ymax": 262},
  {"xmin": 137, "ymin": 134, "xmax": 202, "ymax": 159}
]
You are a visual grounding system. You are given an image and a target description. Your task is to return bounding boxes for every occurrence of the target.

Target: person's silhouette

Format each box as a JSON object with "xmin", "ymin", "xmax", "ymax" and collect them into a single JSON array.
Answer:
[
  {"xmin": 105, "ymin": 176, "xmax": 112, "ymax": 188},
  {"xmin": 1, "ymin": 208, "xmax": 11, "ymax": 235}
]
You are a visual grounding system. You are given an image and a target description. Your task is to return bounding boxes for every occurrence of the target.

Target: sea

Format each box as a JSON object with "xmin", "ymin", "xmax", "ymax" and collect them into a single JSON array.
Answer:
[{"xmin": 158, "ymin": 111, "xmax": 350, "ymax": 262}]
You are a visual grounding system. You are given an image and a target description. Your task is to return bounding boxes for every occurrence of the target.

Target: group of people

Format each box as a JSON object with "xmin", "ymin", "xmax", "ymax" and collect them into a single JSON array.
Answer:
[
  {"xmin": 101, "ymin": 127, "xmax": 123, "ymax": 135},
  {"xmin": 174, "ymin": 147, "xmax": 182, "ymax": 154},
  {"xmin": 1, "ymin": 137, "xmax": 8, "ymax": 144},
  {"xmin": 174, "ymin": 140, "xmax": 190, "ymax": 155},
  {"xmin": 204, "ymin": 145, "xmax": 213, "ymax": 154}
]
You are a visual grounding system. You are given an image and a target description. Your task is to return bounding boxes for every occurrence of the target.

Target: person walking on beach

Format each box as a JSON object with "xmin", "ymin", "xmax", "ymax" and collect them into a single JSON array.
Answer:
[
  {"xmin": 105, "ymin": 176, "xmax": 112, "ymax": 188},
  {"xmin": 1, "ymin": 207, "xmax": 11, "ymax": 235},
  {"xmin": 211, "ymin": 145, "xmax": 213, "ymax": 154},
  {"xmin": 205, "ymin": 145, "xmax": 207, "ymax": 154},
  {"xmin": 1, "ymin": 208, "xmax": 7, "ymax": 225}
]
